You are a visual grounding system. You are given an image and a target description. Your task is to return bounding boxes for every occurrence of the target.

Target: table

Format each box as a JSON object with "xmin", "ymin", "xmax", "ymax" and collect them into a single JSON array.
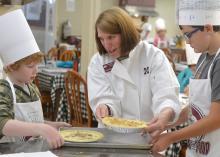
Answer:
[
  {"xmin": 0, "ymin": 139, "xmax": 164, "ymax": 157},
  {"xmin": 37, "ymin": 67, "xmax": 96, "ymax": 124},
  {"xmin": 37, "ymin": 69, "xmax": 70, "ymax": 122}
]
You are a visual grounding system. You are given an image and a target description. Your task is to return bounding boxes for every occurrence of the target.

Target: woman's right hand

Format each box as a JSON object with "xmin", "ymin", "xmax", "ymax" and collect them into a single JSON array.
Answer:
[
  {"xmin": 38, "ymin": 124, "xmax": 64, "ymax": 149},
  {"xmin": 95, "ymin": 104, "xmax": 109, "ymax": 120}
]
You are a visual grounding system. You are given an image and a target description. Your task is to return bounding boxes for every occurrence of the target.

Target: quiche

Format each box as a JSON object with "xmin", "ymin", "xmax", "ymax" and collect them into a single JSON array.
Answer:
[
  {"xmin": 60, "ymin": 130, "xmax": 104, "ymax": 142},
  {"xmin": 102, "ymin": 117, "xmax": 147, "ymax": 128}
]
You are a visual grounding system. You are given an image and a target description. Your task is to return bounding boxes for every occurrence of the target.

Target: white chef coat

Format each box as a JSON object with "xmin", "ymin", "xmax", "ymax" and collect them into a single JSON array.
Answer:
[
  {"xmin": 186, "ymin": 49, "xmax": 220, "ymax": 157},
  {"xmin": 87, "ymin": 41, "xmax": 180, "ymax": 125}
]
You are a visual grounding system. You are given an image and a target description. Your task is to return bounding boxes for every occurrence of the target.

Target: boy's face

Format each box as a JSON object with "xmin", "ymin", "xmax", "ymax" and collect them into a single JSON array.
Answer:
[
  {"xmin": 11, "ymin": 61, "xmax": 38, "ymax": 84},
  {"xmin": 181, "ymin": 25, "xmax": 209, "ymax": 53}
]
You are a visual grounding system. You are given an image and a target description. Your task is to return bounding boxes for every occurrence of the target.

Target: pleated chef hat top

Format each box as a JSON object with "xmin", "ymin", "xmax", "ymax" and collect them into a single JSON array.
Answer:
[
  {"xmin": 176, "ymin": 0, "xmax": 220, "ymax": 25},
  {"xmin": 0, "ymin": 9, "xmax": 40, "ymax": 66},
  {"xmin": 155, "ymin": 18, "xmax": 166, "ymax": 31}
]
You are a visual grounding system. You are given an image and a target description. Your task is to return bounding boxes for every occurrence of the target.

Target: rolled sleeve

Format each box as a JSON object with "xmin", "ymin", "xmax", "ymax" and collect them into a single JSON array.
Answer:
[{"xmin": 152, "ymin": 87, "xmax": 181, "ymax": 123}]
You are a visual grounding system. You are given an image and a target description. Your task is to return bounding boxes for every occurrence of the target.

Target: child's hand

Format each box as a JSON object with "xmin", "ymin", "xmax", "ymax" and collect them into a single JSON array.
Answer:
[
  {"xmin": 38, "ymin": 124, "xmax": 64, "ymax": 149},
  {"xmin": 144, "ymin": 116, "xmax": 165, "ymax": 140},
  {"xmin": 49, "ymin": 121, "xmax": 72, "ymax": 130},
  {"xmin": 151, "ymin": 132, "xmax": 173, "ymax": 153}
]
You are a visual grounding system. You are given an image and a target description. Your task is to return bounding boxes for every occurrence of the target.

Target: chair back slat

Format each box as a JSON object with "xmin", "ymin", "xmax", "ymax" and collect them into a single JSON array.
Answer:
[
  {"xmin": 33, "ymin": 76, "xmax": 53, "ymax": 120},
  {"xmin": 60, "ymin": 50, "xmax": 74, "ymax": 61},
  {"xmin": 64, "ymin": 70, "xmax": 92, "ymax": 127}
]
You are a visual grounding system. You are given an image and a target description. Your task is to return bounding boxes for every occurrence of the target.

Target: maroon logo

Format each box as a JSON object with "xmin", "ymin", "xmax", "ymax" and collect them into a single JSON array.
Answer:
[
  {"xmin": 188, "ymin": 141, "xmax": 210, "ymax": 155},
  {"xmin": 103, "ymin": 62, "xmax": 114, "ymax": 72},
  {"xmin": 188, "ymin": 104, "xmax": 210, "ymax": 155}
]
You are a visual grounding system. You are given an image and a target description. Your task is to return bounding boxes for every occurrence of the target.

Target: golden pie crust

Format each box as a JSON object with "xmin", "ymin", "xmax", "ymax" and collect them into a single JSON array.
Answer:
[
  {"xmin": 102, "ymin": 117, "xmax": 147, "ymax": 128},
  {"xmin": 60, "ymin": 130, "xmax": 104, "ymax": 142}
]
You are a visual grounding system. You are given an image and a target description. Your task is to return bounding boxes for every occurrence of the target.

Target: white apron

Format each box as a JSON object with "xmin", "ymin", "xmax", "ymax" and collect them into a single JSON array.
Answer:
[
  {"xmin": 186, "ymin": 50, "xmax": 220, "ymax": 157},
  {"xmin": 0, "ymin": 78, "xmax": 44, "ymax": 142}
]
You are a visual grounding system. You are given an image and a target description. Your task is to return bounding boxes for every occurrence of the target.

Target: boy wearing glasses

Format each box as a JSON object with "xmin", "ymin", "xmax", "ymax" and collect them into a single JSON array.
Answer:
[{"xmin": 151, "ymin": 0, "xmax": 220, "ymax": 156}]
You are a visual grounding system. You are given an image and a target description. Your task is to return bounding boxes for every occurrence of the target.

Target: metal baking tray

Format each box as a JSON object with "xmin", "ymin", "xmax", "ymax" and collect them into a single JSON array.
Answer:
[{"xmin": 60, "ymin": 127, "xmax": 152, "ymax": 150}]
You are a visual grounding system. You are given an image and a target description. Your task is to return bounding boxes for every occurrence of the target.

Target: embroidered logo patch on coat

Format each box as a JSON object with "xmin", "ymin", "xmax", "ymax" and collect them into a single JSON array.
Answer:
[{"xmin": 103, "ymin": 62, "xmax": 114, "ymax": 72}]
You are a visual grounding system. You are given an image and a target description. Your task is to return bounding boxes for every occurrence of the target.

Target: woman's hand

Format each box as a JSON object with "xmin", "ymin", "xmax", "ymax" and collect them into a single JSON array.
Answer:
[
  {"xmin": 144, "ymin": 116, "xmax": 165, "ymax": 140},
  {"xmin": 96, "ymin": 104, "xmax": 109, "ymax": 120},
  {"xmin": 144, "ymin": 108, "xmax": 175, "ymax": 140}
]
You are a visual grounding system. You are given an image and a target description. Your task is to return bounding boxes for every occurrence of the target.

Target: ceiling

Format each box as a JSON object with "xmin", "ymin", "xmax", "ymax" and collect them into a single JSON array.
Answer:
[
  {"xmin": 119, "ymin": 0, "xmax": 159, "ymax": 17},
  {"xmin": 125, "ymin": 5, "xmax": 159, "ymax": 17}
]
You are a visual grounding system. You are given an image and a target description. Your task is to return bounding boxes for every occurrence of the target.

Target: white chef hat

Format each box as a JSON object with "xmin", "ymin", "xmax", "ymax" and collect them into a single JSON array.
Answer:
[
  {"xmin": 185, "ymin": 43, "xmax": 201, "ymax": 65},
  {"xmin": 177, "ymin": 0, "xmax": 220, "ymax": 25},
  {"xmin": 155, "ymin": 18, "xmax": 166, "ymax": 31},
  {"xmin": 0, "ymin": 9, "xmax": 40, "ymax": 66}
]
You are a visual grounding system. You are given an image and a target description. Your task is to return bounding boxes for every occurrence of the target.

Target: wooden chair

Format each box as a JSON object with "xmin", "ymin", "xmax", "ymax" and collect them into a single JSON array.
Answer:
[
  {"xmin": 33, "ymin": 76, "xmax": 53, "ymax": 120},
  {"xmin": 59, "ymin": 50, "xmax": 74, "ymax": 61},
  {"xmin": 64, "ymin": 70, "xmax": 93, "ymax": 127},
  {"xmin": 179, "ymin": 144, "xmax": 187, "ymax": 157},
  {"xmin": 47, "ymin": 47, "xmax": 59, "ymax": 60}
]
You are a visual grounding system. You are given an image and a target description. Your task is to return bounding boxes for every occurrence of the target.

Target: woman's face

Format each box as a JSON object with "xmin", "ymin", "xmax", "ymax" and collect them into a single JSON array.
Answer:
[
  {"xmin": 97, "ymin": 28, "xmax": 122, "ymax": 59},
  {"xmin": 181, "ymin": 25, "xmax": 210, "ymax": 53}
]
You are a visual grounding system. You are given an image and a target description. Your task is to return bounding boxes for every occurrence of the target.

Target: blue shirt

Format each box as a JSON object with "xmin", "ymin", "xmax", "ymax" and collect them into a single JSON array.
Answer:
[{"xmin": 177, "ymin": 67, "xmax": 192, "ymax": 93}]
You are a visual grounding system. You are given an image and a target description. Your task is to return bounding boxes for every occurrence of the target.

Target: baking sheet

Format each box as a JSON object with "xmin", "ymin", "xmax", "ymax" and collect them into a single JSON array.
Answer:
[{"xmin": 60, "ymin": 127, "xmax": 152, "ymax": 150}]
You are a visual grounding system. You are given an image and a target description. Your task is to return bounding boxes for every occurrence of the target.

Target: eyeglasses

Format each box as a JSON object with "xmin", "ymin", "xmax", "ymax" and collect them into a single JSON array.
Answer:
[{"xmin": 183, "ymin": 28, "xmax": 200, "ymax": 41}]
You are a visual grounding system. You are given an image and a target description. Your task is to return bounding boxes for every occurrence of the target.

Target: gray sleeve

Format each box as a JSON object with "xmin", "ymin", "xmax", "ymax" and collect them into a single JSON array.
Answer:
[{"xmin": 211, "ymin": 57, "xmax": 220, "ymax": 101}]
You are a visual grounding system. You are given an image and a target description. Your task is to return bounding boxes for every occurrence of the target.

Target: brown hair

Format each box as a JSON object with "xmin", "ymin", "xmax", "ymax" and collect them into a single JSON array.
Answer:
[
  {"xmin": 179, "ymin": 25, "xmax": 220, "ymax": 32},
  {"xmin": 95, "ymin": 7, "xmax": 140, "ymax": 55},
  {"xmin": 4, "ymin": 52, "xmax": 44, "ymax": 73}
]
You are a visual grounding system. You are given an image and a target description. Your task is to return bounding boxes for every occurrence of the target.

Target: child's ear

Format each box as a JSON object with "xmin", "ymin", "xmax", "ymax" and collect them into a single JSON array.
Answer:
[{"xmin": 5, "ymin": 64, "xmax": 14, "ymax": 72}]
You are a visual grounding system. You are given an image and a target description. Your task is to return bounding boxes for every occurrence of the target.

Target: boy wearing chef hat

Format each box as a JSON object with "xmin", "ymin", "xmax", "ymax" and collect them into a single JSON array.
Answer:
[
  {"xmin": 0, "ymin": 9, "xmax": 70, "ymax": 148},
  {"xmin": 153, "ymin": 18, "xmax": 169, "ymax": 49},
  {"xmin": 151, "ymin": 1, "xmax": 220, "ymax": 156},
  {"xmin": 177, "ymin": 44, "xmax": 201, "ymax": 93}
]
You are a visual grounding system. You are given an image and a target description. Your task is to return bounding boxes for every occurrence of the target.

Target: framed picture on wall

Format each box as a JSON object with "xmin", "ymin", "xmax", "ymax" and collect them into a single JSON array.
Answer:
[{"xmin": 22, "ymin": 0, "xmax": 46, "ymax": 27}]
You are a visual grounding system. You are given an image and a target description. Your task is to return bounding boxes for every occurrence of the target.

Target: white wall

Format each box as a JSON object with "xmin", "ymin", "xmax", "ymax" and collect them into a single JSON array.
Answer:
[
  {"xmin": 56, "ymin": 0, "xmax": 180, "ymax": 39},
  {"xmin": 0, "ymin": 1, "xmax": 182, "ymax": 77},
  {"xmin": 56, "ymin": 0, "xmax": 181, "ymax": 76},
  {"xmin": 148, "ymin": 0, "xmax": 181, "ymax": 38},
  {"xmin": 100, "ymin": 0, "xmax": 118, "ymax": 11},
  {"xmin": 56, "ymin": 0, "xmax": 82, "ymax": 41}
]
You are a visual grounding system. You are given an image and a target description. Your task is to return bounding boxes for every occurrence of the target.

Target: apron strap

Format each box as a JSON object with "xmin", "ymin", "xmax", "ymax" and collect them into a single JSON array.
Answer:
[
  {"xmin": 195, "ymin": 49, "xmax": 220, "ymax": 79},
  {"xmin": 207, "ymin": 49, "xmax": 220, "ymax": 78},
  {"xmin": 6, "ymin": 77, "xmax": 17, "ymax": 104}
]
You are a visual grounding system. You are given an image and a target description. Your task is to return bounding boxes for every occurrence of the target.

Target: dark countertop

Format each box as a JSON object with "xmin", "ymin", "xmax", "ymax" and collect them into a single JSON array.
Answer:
[{"xmin": 0, "ymin": 139, "xmax": 164, "ymax": 157}]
